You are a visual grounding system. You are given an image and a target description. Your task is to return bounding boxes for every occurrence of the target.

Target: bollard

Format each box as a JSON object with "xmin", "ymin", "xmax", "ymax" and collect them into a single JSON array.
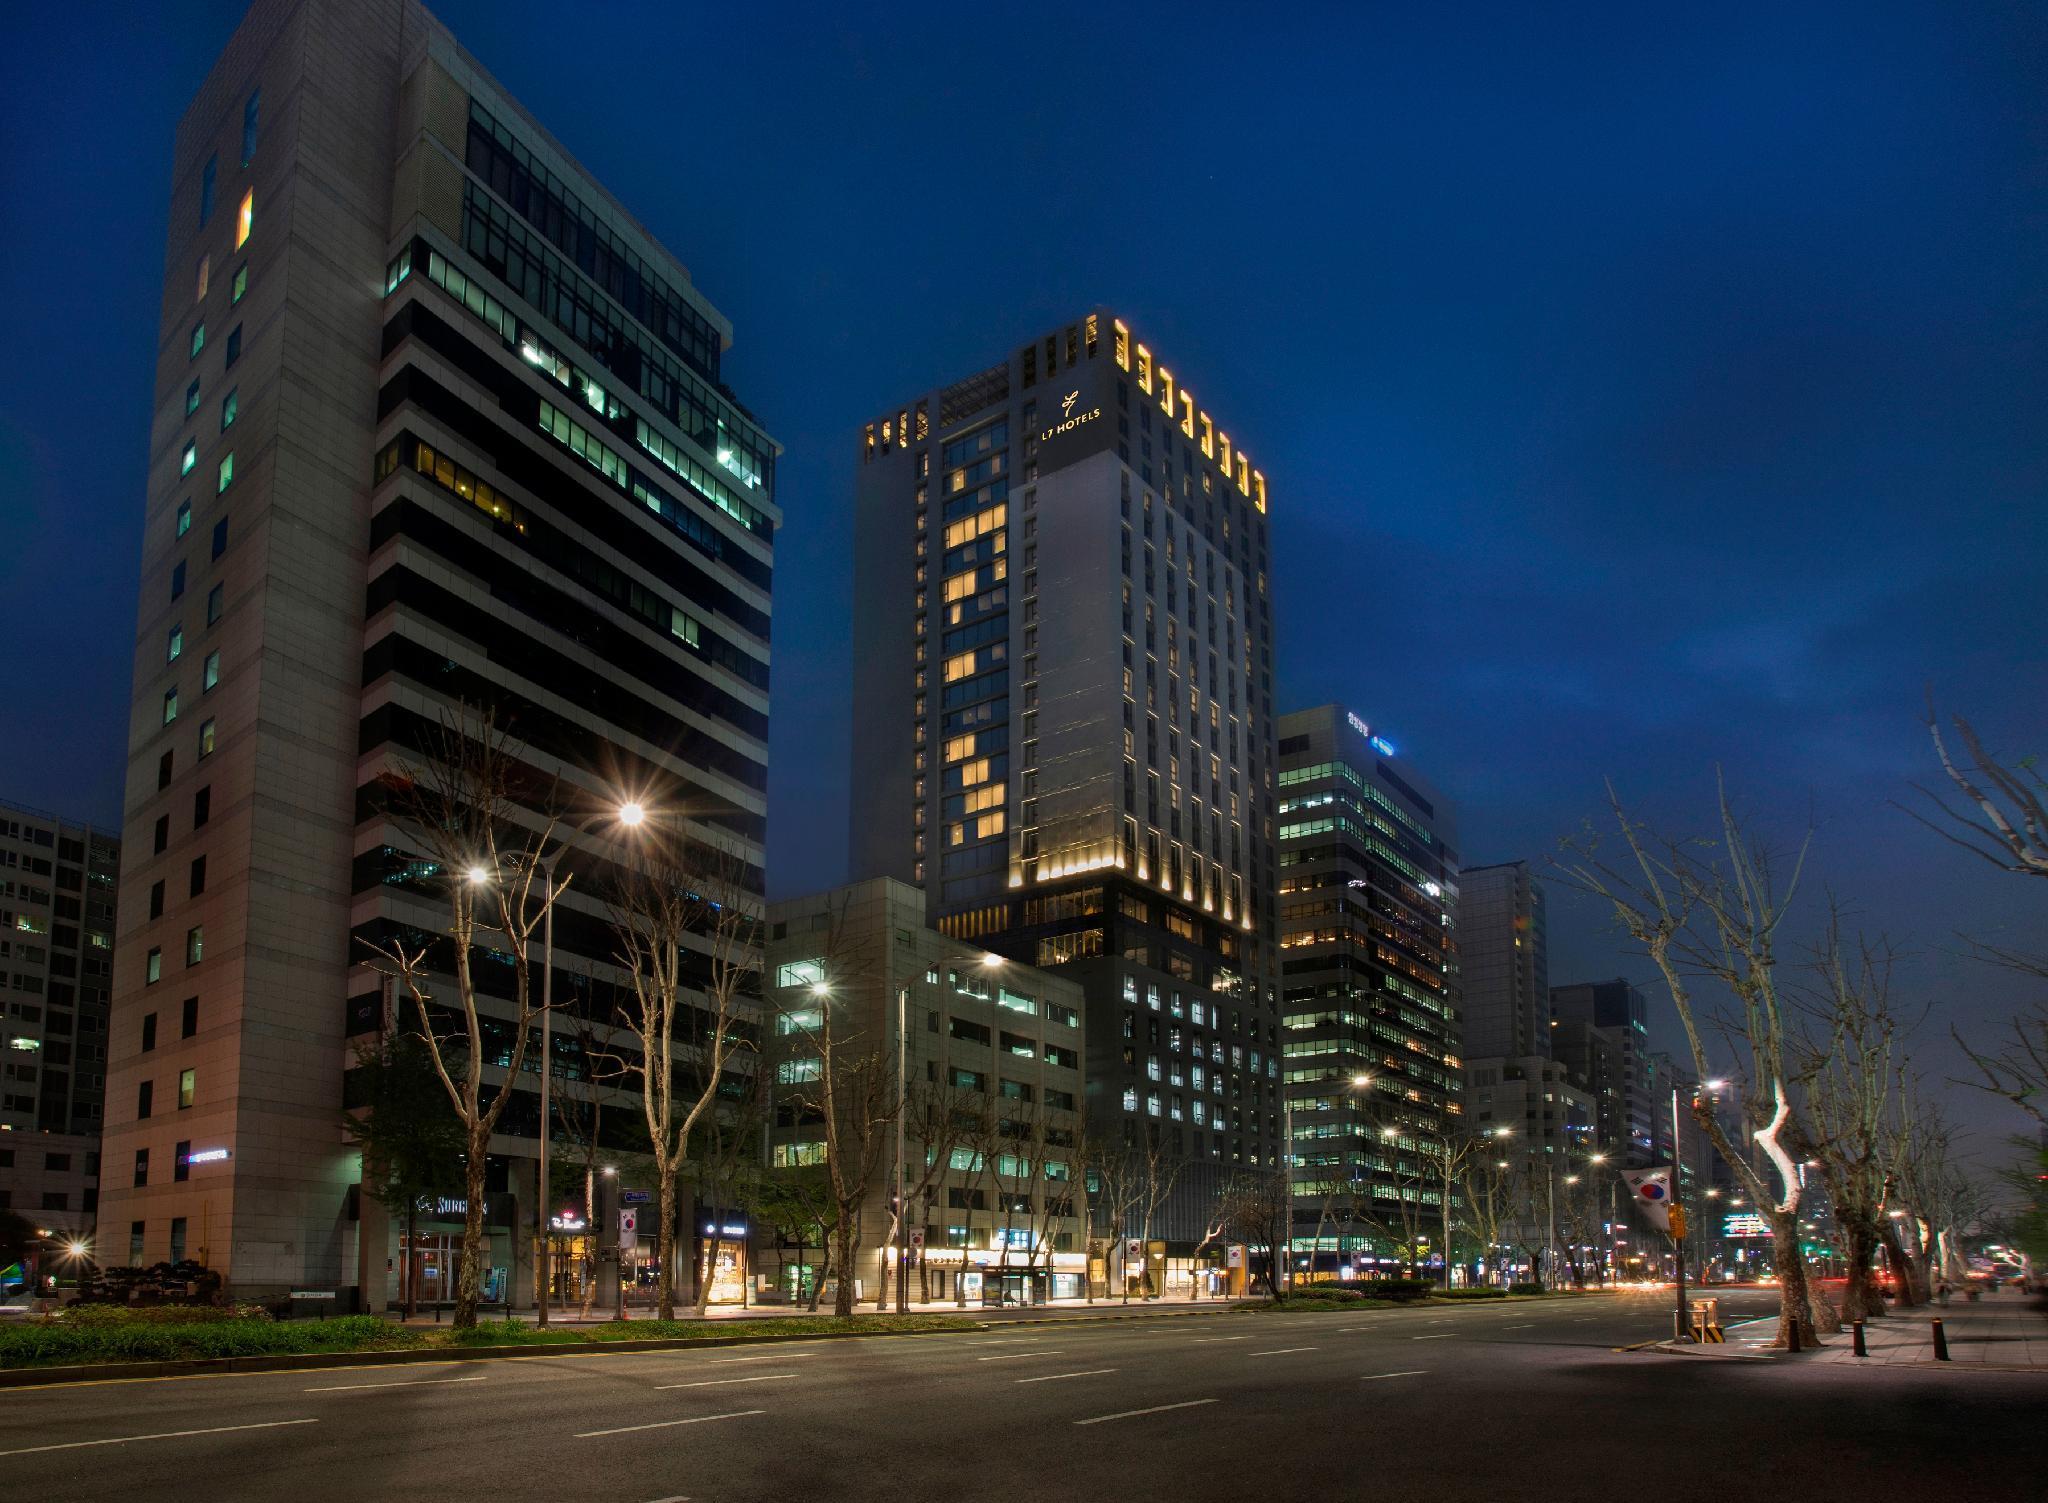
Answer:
[
  {"xmin": 1931, "ymin": 1318, "xmax": 1950, "ymax": 1361},
  {"xmin": 1852, "ymin": 1321, "xmax": 1866, "ymax": 1357}
]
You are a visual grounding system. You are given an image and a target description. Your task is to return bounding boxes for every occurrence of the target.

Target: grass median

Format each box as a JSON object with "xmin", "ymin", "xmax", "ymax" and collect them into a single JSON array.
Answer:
[{"xmin": 0, "ymin": 1308, "xmax": 982, "ymax": 1370}]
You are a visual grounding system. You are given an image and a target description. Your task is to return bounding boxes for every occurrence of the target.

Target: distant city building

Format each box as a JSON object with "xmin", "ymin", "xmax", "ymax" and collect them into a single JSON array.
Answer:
[
  {"xmin": 763, "ymin": 878, "xmax": 1089, "ymax": 1303},
  {"xmin": 96, "ymin": 0, "xmax": 776, "ymax": 1303},
  {"xmin": 1274, "ymin": 706, "xmax": 1460, "ymax": 1274},
  {"xmin": 0, "ymin": 800, "xmax": 118, "ymax": 1248},
  {"xmin": 848, "ymin": 312, "xmax": 1281, "ymax": 1244},
  {"xmin": 1550, "ymin": 978, "xmax": 1653, "ymax": 1163},
  {"xmin": 1551, "ymin": 1016, "xmax": 1625, "ymax": 1154},
  {"xmin": 1463, "ymin": 1056, "xmax": 1593, "ymax": 1161},
  {"xmin": 1458, "ymin": 861, "xmax": 1549, "ymax": 1062}
]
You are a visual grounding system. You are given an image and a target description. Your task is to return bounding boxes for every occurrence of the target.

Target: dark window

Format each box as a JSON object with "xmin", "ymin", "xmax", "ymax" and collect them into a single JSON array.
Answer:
[
  {"xmin": 241, "ymin": 90, "xmax": 260, "ymax": 166},
  {"xmin": 153, "ymin": 815, "xmax": 169, "ymax": 854},
  {"xmin": 193, "ymin": 787, "xmax": 211, "ymax": 828},
  {"xmin": 141, "ymin": 1012, "xmax": 157, "ymax": 1052},
  {"xmin": 224, "ymin": 325, "xmax": 242, "ymax": 367},
  {"xmin": 199, "ymin": 155, "xmax": 216, "ymax": 225},
  {"xmin": 137, "ymin": 1079, "xmax": 153, "ymax": 1119},
  {"xmin": 182, "ymin": 996, "xmax": 199, "ymax": 1038},
  {"xmin": 171, "ymin": 561, "xmax": 186, "ymax": 601},
  {"xmin": 174, "ymin": 1140, "xmax": 191, "ymax": 1182},
  {"xmin": 42, "ymin": 1192, "xmax": 67, "ymax": 1211},
  {"xmin": 133, "ymin": 1148, "xmax": 149, "ymax": 1187},
  {"xmin": 149, "ymin": 880, "xmax": 165, "ymax": 919},
  {"xmin": 211, "ymin": 518, "xmax": 228, "ymax": 560},
  {"xmin": 189, "ymin": 856, "xmax": 206, "ymax": 896},
  {"xmin": 207, "ymin": 582, "xmax": 224, "ymax": 625},
  {"xmin": 158, "ymin": 749, "xmax": 174, "ymax": 790}
]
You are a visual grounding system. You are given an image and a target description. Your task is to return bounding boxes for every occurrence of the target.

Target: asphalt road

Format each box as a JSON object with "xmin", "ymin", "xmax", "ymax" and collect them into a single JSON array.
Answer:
[{"xmin": 2, "ymin": 1289, "xmax": 2039, "ymax": 1503}]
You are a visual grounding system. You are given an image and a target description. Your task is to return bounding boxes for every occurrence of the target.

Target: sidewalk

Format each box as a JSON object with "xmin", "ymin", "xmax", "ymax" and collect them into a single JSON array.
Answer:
[{"xmin": 1686, "ymin": 1289, "xmax": 2047, "ymax": 1371}]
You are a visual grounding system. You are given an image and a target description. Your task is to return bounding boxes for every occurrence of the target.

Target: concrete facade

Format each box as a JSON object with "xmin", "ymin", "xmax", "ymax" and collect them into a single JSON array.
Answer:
[
  {"xmin": 98, "ymin": 0, "xmax": 775, "ymax": 1303},
  {"xmin": 763, "ymin": 878, "xmax": 1088, "ymax": 1304},
  {"xmin": 1457, "ymin": 861, "xmax": 1549, "ymax": 1063}
]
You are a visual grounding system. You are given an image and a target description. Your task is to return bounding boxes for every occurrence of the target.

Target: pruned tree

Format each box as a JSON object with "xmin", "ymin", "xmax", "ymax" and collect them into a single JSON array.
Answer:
[
  {"xmin": 1215, "ymin": 1166, "xmax": 1292, "ymax": 1297},
  {"xmin": 1083, "ymin": 1135, "xmax": 1148, "ymax": 1301},
  {"xmin": 358, "ymin": 710, "xmax": 564, "ymax": 1330},
  {"xmin": 609, "ymin": 827, "xmax": 756, "ymax": 1321},
  {"xmin": 1457, "ymin": 1151, "xmax": 1518, "ymax": 1286},
  {"xmin": 1789, "ymin": 919, "xmax": 1913, "ymax": 1321},
  {"xmin": 756, "ymin": 1161, "xmax": 838, "ymax": 1310},
  {"xmin": 1556, "ymin": 776, "xmax": 1836, "ymax": 1346},
  {"xmin": 1904, "ymin": 706, "xmax": 2048, "ymax": 878}
]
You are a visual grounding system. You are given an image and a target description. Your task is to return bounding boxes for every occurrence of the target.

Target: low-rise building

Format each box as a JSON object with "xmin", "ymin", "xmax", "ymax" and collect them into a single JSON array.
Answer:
[{"xmin": 763, "ymin": 877, "xmax": 1088, "ymax": 1305}]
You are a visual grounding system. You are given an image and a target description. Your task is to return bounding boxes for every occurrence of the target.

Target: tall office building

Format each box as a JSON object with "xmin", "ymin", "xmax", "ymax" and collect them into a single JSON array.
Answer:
[
  {"xmin": 1274, "ymin": 708, "xmax": 1460, "ymax": 1273},
  {"xmin": 850, "ymin": 313, "xmax": 1280, "ymax": 1241},
  {"xmin": 99, "ymin": 0, "xmax": 777, "ymax": 1301},
  {"xmin": 1550, "ymin": 978, "xmax": 1652, "ymax": 1163},
  {"xmin": 1457, "ymin": 861, "xmax": 1549, "ymax": 1062},
  {"xmin": 1, "ymin": 802, "xmax": 119, "ymax": 1244}
]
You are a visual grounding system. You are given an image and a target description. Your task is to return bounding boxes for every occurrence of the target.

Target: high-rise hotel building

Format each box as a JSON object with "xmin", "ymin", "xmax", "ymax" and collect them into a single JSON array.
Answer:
[
  {"xmin": 99, "ymin": 0, "xmax": 776, "ymax": 1301},
  {"xmin": 851, "ymin": 314, "xmax": 1280, "ymax": 1238},
  {"xmin": 1275, "ymin": 707, "xmax": 1460, "ymax": 1273}
]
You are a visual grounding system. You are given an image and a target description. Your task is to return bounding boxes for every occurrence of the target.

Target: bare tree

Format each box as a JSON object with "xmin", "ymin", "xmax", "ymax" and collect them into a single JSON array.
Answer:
[
  {"xmin": 1557, "ymin": 777, "xmax": 1836, "ymax": 1346},
  {"xmin": 1904, "ymin": 707, "xmax": 2048, "ymax": 878},
  {"xmin": 609, "ymin": 831, "xmax": 756, "ymax": 1321},
  {"xmin": 1789, "ymin": 920, "xmax": 1913, "ymax": 1321},
  {"xmin": 1457, "ymin": 1152, "xmax": 1518, "ymax": 1286},
  {"xmin": 359, "ymin": 711, "xmax": 564, "ymax": 1331},
  {"xmin": 1215, "ymin": 1167, "xmax": 1292, "ymax": 1297}
]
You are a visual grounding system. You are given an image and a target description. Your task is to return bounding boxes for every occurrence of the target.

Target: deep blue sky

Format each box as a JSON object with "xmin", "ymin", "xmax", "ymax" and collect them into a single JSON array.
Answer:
[{"xmin": 2, "ymin": 2, "xmax": 2043, "ymax": 1159}]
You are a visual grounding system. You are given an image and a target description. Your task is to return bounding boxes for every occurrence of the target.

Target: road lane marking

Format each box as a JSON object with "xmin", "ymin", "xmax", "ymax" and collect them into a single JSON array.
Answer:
[
  {"xmin": 1361, "ymin": 1370, "xmax": 1428, "ymax": 1381},
  {"xmin": 711, "ymin": 1353, "xmax": 820, "ymax": 1364},
  {"xmin": 0, "ymin": 1418, "xmax": 319, "ymax": 1458},
  {"xmin": 655, "ymin": 1374, "xmax": 799, "ymax": 1390},
  {"xmin": 1189, "ymin": 1335, "xmax": 1250, "ymax": 1342},
  {"xmin": 576, "ymin": 1410, "xmax": 765, "ymax": 1439},
  {"xmin": 1411, "ymin": 1334, "xmax": 1454, "ymax": 1341},
  {"xmin": 1016, "ymin": 1368, "xmax": 1118, "ymax": 1384},
  {"xmin": 1247, "ymin": 1346, "xmax": 1318, "ymax": 1357},
  {"xmin": 976, "ymin": 1351, "xmax": 1064, "ymax": 1362},
  {"xmin": 305, "ymin": 1376, "xmax": 488, "ymax": 1392},
  {"xmin": 1503, "ymin": 1324, "xmax": 1534, "ymax": 1330},
  {"xmin": 1075, "ymin": 1399, "xmax": 1218, "ymax": 1426}
]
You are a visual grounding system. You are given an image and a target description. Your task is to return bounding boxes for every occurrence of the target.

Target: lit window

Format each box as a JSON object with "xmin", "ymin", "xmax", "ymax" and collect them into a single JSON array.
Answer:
[
  {"xmin": 206, "ymin": 582, "xmax": 223, "ymax": 625},
  {"xmin": 185, "ymin": 379, "xmax": 200, "ymax": 417},
  {"xmin": 198, "ymin": 718, "xmax": 216, "ymax": 759},
  {"xmin": 179, "ymin": 1067, "xmax": 196, "ymax": 1108},
  {"xmin": 195, "ymin": 255, "xmax": 209, "ymax": 303},
  {"xmin": 180, "ymin": 442, "xmax": 196, "ymax": 476},
  {"xmin": 166, "ymin": 624, "xmax": 183, "ymax": 663},
  {"xmin": 235, "ymin": 188, "xmax": 253, "ymax": 249},
  {"xmin": 216, "ymin": 453, "xmax": 234, "ymax": 493},
  {"xmin": 189, "ymin": 323, "xmax": 205, "ymax": 360},
  {"xmin": 176, "ymin": 500, "xmax": 191, "ymax": 537},
  {"xmin": 775, "ymin": 959, "xmax": 825, "ymax": 989},
  {"xmin": 163, "ymin": 688, "xmax": 179, "ymax": 725},
  {"xmin": 776, "ymin": 1057, "xmax": 822, "ymax": 1085},
  {"xmin": 230, "ymin": 264, "xmax": 248, "ymax": 304},
  {"xmin": 220, "ymin": 389, "xmax": 237, "ymax": 431},
  {"xmin": 202, "ymin": 651, "xmax": 220, "ymax": 691},
  {"xmin": 147, "ymin": 947, "xmax": 162, "ymax": 984},
  {"xmin": 185, "ymin": 927, "xmax": 204, "ymax": 966}
]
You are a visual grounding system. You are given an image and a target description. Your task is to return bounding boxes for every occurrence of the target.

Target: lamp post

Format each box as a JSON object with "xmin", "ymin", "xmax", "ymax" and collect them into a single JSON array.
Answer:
[{"xmin": 1587, "ymin": 1151, "xmax": 1612, "ymax": 1286}]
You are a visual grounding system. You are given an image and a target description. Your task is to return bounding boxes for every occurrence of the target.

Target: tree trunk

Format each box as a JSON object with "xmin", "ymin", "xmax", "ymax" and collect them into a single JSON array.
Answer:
[
  {"xmin": 807, "ymin": 1239, "xmax": 830, "ymax": 1312},
  {"xmin": 695, "ymin": 1233, "xmax": 719, "ymax": 1318},
  {"xmin": 403, "ymin": 1204, "xmax": 418, "ymax": 1320},
  {"xmin": 1879, "ymin": 1219, "xmax": 1925, "ymax": 1306},
  {"xmin": 453, "ymin": 1133, "xmax": 490, "ymax": 1329},
  {"xmin": 1769, "ymin": 1211, "xmax": 1819, "ymax": 1348},
  {"xmin": 832, "ymin": 1212, "xmax": 859, "ymax": 1316},
  {"xmin": 1840, "ymin": 1217, "xmax": 1885, "ymax": 1321},
  {"xmin": 655, "ymin": 1169, "xmax": 678, "ymax": 1321}
]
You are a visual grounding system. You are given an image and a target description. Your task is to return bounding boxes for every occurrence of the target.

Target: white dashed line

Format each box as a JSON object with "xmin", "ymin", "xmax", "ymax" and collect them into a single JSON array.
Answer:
[
  {"xmin": 654, "ymin": 1374, "xmax": 799, "ymax": 1390},
  {"xmin": 305, "ymin": 1375, "xmax": 488, "ymax": 1392},
  {"xmin": 976, "ymin": 1351, "xmax": 1064, "ymax": 1362},
  {"xmin": 1361, "ymin": 1370, "xmax": 1428, "ymax": 1381},
  {"xmin": 0, "ymin": 1419, "xmax": 319, "ymax": 1458},
  {"xmin": 1074, "ymin": 1399, "xmax": 1219, "ymax": 1426},
  {"xmin": 1412, "ymin": 1334, "xmax": 1454, "ymax": 1341},
  {"xmin": 1246, "ymin": 1346, "xmax": 1318, "ymax": 1357},
  {"xmin": 575, "ymin": 1410, "xmax": 766, "ymax": 1439},
  {"xmin": 1015, "ymin": 1368, "xmax": 1118, "ymax": 1384}
]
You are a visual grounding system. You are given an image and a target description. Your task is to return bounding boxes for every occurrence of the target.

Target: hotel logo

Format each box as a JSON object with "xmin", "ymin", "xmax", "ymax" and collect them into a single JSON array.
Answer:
[{"xmin": 1041, "ymin": 386, "xmax": 1101, "ymax": 441}]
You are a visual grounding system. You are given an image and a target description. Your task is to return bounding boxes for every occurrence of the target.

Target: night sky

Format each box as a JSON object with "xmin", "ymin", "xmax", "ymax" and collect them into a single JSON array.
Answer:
[{"xmin": 2, "ymin": 2, "xmax": 2042, "ymax": 1163}]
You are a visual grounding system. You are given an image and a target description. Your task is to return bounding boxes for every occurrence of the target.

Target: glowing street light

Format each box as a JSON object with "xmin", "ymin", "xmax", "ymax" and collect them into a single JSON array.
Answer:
[{"xmin": 617, "ymin": 801, "xmax": 646, "ymax": 827}]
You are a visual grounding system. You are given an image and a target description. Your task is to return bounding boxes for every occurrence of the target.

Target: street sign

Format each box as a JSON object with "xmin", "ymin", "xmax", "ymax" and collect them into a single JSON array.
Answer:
[
  {"xmin": 621, "ymin": 1189, "xmax": 651, "ymax": 1205},
  {"xmin": 1668, "ymin": 1206, "xmax": 1689, "ymax": 1240}
]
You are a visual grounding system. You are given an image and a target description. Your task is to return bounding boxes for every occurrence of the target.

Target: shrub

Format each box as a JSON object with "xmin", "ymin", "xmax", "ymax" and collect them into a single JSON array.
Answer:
[
  {"xmin": 1337, "ymin": 1278, "xmax": 1434, "ymax": 1300},
  {"xmin": 1437, "ymin": 1288, "xmax": 1508, "ymax": 1300},
  {"xmin": 0, "ymin": 1314, "xmax": 418, "ymax": 1368},
  {"xmin": 59, "ymin": 1303, "xmax": 271, "ymax": 1326},
  {"xmin": 1509, "ymin": 1281, "xmax": 1546, "ymax": 1296}
]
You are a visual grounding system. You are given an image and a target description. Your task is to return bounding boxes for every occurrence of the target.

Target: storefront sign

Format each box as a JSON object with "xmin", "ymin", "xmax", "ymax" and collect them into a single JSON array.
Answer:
[
  {"xmin": 184, "ymin": 1147, "xmax": 231, "ymax": 1164},
  {"xmin": 1038, "ymin": 388, "xmax": 1102, "ymax": 443},
  {"xmin": 621, "ymin": 1189, "xmax": 651, "ymax": 1205}
]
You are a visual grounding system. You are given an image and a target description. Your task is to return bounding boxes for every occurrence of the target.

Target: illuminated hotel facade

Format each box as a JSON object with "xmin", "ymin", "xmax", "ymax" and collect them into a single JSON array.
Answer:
[
  {"xmin": 851, "ymin": 313, "xmax": 1280, "ymax": 1242},
  {"xmin": 96, "ymin": 0, "xmax": 776, "ymax": 1302}
]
